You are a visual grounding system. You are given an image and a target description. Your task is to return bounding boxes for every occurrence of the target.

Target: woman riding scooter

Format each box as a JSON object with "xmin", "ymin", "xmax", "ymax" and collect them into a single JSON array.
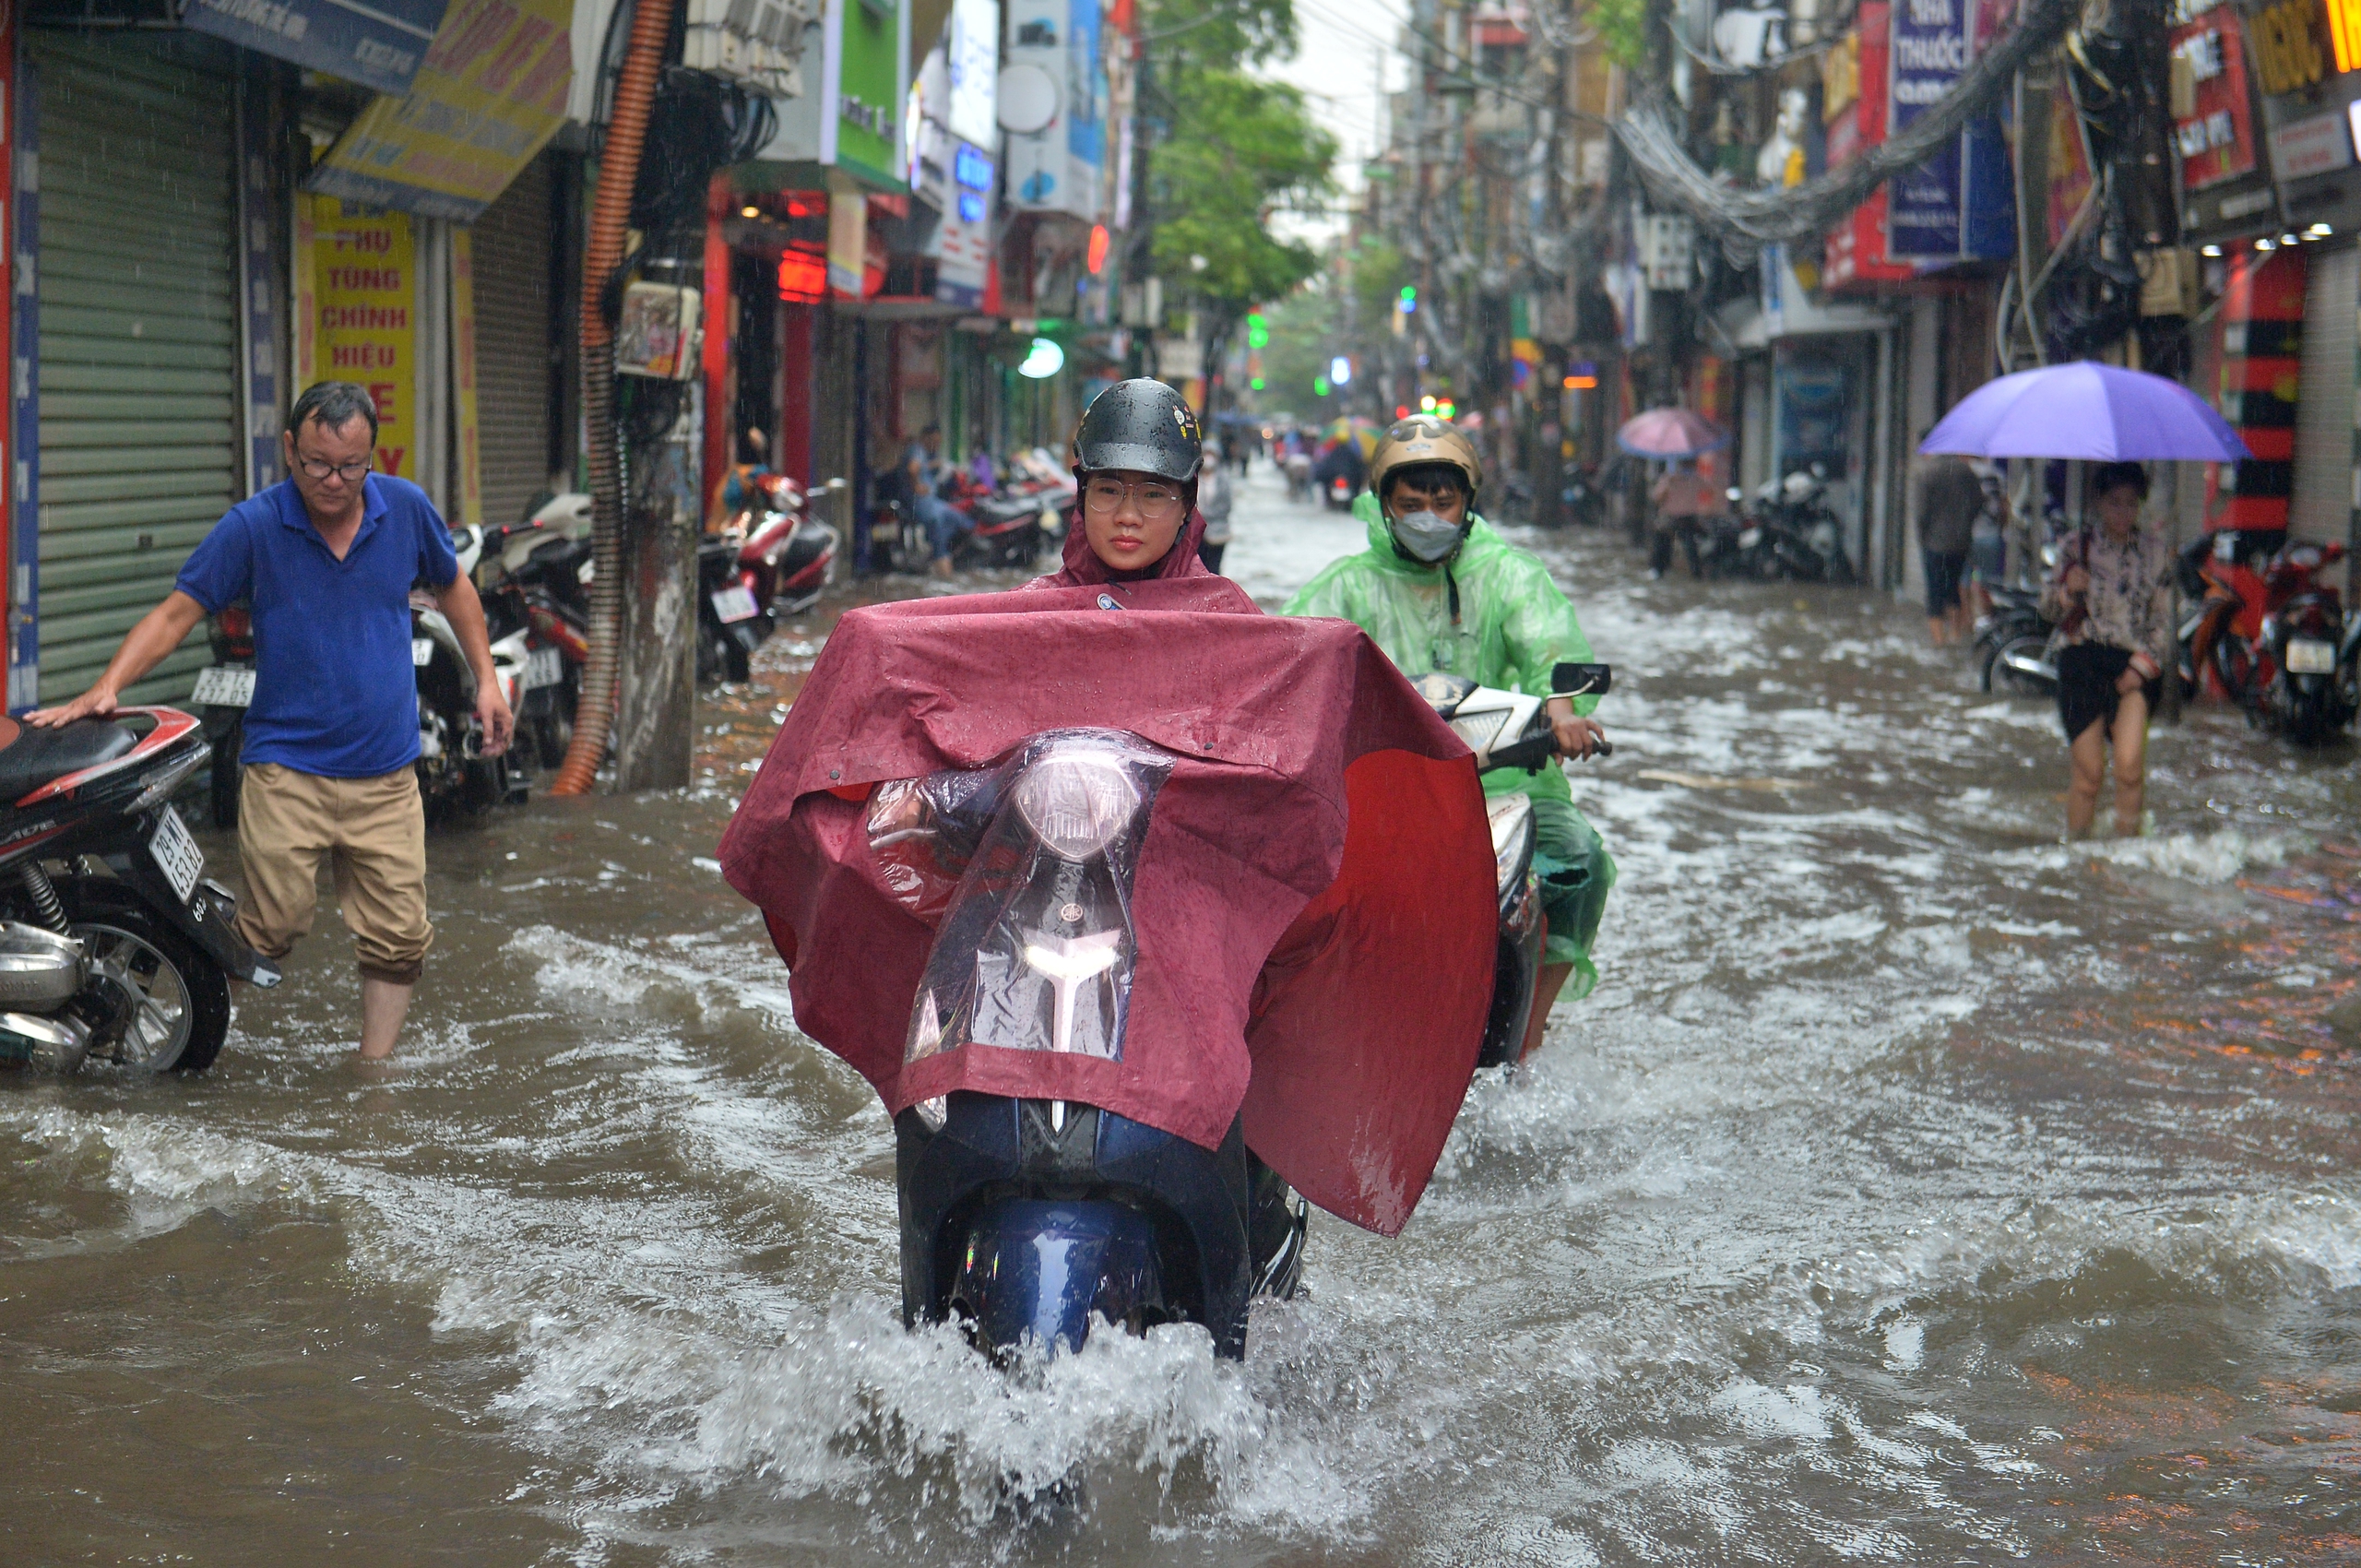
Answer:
[{"xmin": 1286, "ymin": 415, "xmax": 1616, "ymax": 1056}]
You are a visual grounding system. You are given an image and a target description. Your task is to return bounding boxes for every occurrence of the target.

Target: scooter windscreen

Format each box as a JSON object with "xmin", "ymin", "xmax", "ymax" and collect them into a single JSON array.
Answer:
[{"xmin": 869, "ymin": 729, "xmax": 1175, "ymax": 1065}]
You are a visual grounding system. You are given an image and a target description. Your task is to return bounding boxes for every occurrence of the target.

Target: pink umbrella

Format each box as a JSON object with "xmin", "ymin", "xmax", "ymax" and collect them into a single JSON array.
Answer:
[{"xmin": 1617, "ymin": 408, "xmax": 1728, "ymax": 458}]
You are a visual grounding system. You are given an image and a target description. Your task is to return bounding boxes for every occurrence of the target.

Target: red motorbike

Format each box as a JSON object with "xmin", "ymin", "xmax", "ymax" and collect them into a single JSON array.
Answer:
[{"xmin": 2179, "ymin": 529, "xmax": 2358, "ymax": 744}]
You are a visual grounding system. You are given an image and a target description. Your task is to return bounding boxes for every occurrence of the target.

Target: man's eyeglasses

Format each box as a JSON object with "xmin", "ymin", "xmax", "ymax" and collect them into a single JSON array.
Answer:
[
  {"xmin": 1081, "ymin": 478, "xmax": 1184, "ymax": 520},
  {"xmin": 295, "ymin": 455, "xmax": 372, "ymax": 483}
]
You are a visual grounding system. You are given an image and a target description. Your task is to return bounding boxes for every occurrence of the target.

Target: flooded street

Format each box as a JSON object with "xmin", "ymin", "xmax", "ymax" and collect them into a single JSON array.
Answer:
[{"xmin": 6, "ymin": 465, "xmax": 2360, "ymax": 1565}]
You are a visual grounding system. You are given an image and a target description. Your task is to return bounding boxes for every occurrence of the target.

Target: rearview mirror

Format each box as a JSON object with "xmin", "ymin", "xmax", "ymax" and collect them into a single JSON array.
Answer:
[{"xmin": 1551, "ymin": 662, "xmax": 1613, "ymax": 697}]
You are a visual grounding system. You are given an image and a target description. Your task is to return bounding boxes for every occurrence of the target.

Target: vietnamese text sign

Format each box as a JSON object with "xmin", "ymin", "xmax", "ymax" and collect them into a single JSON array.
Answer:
[
  {"xmin": 309, "ymin": 0, "xmax": 575, "ymax": 221},
  {"xmin": 2169, "ymin": 0, "xmax": 2257, "ymax": 190},
  {"xmin": 184, "ymin": 0, "xmax": 448, "ymax": 96},
  {"xmin": 308, "ymin": 199, "xmax": 419, "ymax": 481},
  {"xmin": 1887, "ymin": 0, "xmax": 1973, "ymax": 255}
]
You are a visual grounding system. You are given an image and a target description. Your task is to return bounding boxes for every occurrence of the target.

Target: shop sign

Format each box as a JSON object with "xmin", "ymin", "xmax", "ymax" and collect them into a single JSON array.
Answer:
[
  {"xmin": 299, "ymin": 199, "xmax": 419, "ymax": 481},
  {"xmin": 2170, "ymin": 0, "xmax": 2257, "ymax": 189},
  {"xmin": 308, "ymin": 0, "xmax": 575, "ymax": 221},
  {"xmin": 1886, "ymin": 0, "xmax": 2013, "ymax": 259},
  {"xmin": 933, "ymin": 141, "xmax": 993, "ymax": 307},
  {"xmin": 835, "ymin": 0, "xmax": 909, "ymax": 188},
  {"xmin": 184, "ymin": 0, "xmax": 448, "ymax": 97},
  {"xmin": 946, "ymin": 0, "xmax": 999, "ymax": 149},
  {"xmin": 1005, "ymin": 0, "xmax": 1106, "ymax": 219},
  {"xmin": 2272, "ymin": 109, "xmax": 2355, "ymax": 180},
  {"xmin": 1823, "ymin": 4, "xmax": 1919, "ymax": 287},
  {"xmin": 2248, "ymin": 0, "xmax": 2327, "ymax": 95},
  {"xmin": 2329, "ymin": 0, "xmax": 2361, "ymax": 68}
]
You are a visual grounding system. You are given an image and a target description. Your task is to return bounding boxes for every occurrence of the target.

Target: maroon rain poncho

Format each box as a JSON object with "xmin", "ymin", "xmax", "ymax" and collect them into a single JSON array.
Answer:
[{"xmin": 717, "ymin": 577, "xmax": 1498, "ymax": 1235}]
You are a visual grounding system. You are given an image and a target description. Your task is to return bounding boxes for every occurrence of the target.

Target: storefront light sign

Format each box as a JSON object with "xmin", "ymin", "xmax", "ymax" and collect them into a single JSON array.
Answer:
[
  {"xmin": 2327, "ymin": 0, "xmax": 2361, "ymax": 70},
  {"xmin": 946, "ymin": 0, "xmax": 1000, "ymax": 148},
  {"xmin": 2248, "ymin": 0, "xmax": 2326, "ymax": 94},
  {"xmin": 1018, "ymin": 338, "xmax": 1065, "ymax": 378},
  {"xmin": 954, "ymin": 143, "xmax": 994, "ymax": 191}
]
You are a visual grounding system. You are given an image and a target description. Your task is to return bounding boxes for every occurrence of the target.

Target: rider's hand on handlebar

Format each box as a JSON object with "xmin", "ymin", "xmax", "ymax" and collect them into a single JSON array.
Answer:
[
  {"xmin": 1548, "ymin": 705, "xmax": 1607, "ymax": 761},
  {"xmin": 25, "ymin": 684, "xmax": 119, "ymax": 729}
]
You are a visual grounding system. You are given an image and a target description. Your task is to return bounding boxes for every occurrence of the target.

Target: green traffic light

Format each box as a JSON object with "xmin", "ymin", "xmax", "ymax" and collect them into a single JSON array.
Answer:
[
  {"xmin": 1250, "ymin": 376, "xmax": 1265, "ymax": 390},
  {"xmin": 1313, "ymin": 376, "xmax": 1330, "ymax": 397},
  {"xmin": 1399, "ymin": 285, "xmax": 1416, "ymax": 302}
]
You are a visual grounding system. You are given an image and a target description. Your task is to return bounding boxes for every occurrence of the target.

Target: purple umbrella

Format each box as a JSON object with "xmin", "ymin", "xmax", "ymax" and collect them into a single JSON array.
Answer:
[
  {"xmin": 1617, "ymin": 408, "xmax": 1728, "ymax": 458},
  {"xmin": 1919, "ymin": 361, "xmax": 2249, "ymax": 461}
]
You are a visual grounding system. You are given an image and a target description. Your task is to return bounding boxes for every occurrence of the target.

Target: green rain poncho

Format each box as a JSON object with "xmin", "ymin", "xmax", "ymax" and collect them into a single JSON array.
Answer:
[{"xmin": 1284, "ymin": 493, "xmax": 1617, "ymax": 994}]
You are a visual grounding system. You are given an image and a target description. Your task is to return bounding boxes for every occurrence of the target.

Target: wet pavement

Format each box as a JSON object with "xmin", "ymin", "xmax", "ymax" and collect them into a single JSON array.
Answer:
[{"xmin": 6, "ymin": 463, "xmax": 2360, "ymax": 1565}]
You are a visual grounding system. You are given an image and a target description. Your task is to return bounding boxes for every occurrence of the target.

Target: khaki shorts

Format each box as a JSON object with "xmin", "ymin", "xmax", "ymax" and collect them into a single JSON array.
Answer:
[{"xmin": 234, "ymin": 763, "xmax": 433, "ymax": 985}]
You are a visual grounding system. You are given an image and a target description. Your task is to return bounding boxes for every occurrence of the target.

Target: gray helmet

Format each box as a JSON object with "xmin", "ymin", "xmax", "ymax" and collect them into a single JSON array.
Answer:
[{"xmin": 1072, "ymin": 378, "xmax": 1203, "ymax": 483}]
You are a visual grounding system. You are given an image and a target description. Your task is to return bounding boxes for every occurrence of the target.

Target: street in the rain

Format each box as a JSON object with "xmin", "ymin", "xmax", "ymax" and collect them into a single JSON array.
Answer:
[{"xmin": 5, "ymin": 464, "xmax": 2357, "ymax": 1564}]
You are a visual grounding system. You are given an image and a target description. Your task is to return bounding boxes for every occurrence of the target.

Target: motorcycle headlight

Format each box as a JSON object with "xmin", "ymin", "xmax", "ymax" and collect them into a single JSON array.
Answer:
[{"xmin": 1013, "ymin": 754, "xmax": 1142, "ymax": 861}]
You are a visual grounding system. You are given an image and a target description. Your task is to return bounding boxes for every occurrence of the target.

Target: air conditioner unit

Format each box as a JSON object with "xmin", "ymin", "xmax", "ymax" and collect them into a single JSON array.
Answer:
[{"xmin": 683, "ymin": 0, "xmax": 822, "ymax": 97}]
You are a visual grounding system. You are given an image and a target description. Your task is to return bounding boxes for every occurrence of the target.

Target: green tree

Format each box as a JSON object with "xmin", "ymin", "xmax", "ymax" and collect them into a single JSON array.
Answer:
[{"xmin": 1132, "ymin": 0, "xmax": 1335, "ymax": 415}]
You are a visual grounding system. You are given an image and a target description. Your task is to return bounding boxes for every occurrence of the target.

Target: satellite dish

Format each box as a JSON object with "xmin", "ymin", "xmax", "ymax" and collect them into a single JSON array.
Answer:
[{"xmin": 998, "ymin": 64, "xmax": 1059, "ymax": 135}]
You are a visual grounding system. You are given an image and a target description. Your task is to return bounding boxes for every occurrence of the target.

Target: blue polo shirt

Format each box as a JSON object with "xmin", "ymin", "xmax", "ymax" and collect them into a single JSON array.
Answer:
[{"xmin": 175, "ymin": 475, "xmax": 460, "ymax": 778}]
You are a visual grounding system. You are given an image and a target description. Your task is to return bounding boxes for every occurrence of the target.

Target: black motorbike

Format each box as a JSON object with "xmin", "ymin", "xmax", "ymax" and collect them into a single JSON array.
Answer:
[
  {"xmin": 871, "ymin": 473, "xmax": 1064, "ymax": 576},
  {"xmin": 1738, "ymin": 469, "xmax": 1855, "ymax": 584},
  {"xmin": 0, "ymin": 707, "xmax": 276, "ymax": 1074},
  {"xmin": 1412, "ymin": 661, "xmax": 1613, "ymax": 1069},
  {"xmin": 877, "ymin": 731, "xmax": 1307, "ymax": 1363},
  {"xmin": 699, "ymin": 535, "xmax": 774, "ymax": 685}
]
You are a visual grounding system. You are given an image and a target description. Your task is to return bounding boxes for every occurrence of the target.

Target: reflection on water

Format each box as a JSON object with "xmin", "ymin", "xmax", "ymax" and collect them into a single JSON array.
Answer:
[{"xmin": 4, "ymin": 464, "xmax": 2357, "ymax": 1564}]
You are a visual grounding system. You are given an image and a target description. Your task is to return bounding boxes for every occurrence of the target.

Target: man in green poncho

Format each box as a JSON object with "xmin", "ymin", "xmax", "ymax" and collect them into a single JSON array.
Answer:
[{"xmin": 1285, "ymin": 414, "xmax": 1616, "ymax": 1057}]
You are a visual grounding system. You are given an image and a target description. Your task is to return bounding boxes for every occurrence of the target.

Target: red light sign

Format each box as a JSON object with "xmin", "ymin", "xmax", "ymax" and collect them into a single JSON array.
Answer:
[{"xmin": 1086, "ymin": 224, "xmax": 1109, "ymax": 276}]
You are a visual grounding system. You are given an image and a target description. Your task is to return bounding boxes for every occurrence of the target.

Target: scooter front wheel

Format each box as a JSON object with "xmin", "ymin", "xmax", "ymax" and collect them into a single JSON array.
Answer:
[{"xmin": 949, "ymin": 1198, "xmax": 1169, "ymax": 1359}]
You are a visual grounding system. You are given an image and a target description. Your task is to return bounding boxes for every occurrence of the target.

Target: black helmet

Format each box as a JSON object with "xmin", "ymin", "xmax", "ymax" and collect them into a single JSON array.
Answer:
[{"xmin": 1072, "ymin": 378, "xmax": 1203, "ymax": 483}]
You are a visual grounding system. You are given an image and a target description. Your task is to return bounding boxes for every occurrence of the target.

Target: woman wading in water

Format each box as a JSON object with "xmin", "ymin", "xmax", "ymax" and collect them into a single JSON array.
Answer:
[{"xmin": 2042, "ymin": 461, "xmax": 2174, "ymax": 837}]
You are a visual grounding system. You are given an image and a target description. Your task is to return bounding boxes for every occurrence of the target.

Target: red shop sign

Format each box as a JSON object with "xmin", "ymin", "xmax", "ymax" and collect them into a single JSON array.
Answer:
[{"xmin": 2170, "ymin": 0, "xmax": 2259, "ymax": 190}]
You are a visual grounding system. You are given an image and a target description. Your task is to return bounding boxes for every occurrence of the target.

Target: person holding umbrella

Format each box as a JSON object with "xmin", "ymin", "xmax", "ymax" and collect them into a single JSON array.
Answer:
[
  {"xmin": 1920, "ymin": 360, "xmax": 2250, "ymax": 839},
  {"xmin": 1619, "ymin": 409, "xmax": 1729, "ymax": 578}
]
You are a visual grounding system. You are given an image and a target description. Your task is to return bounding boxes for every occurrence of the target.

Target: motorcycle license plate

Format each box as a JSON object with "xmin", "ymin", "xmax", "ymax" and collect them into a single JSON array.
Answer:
[
  {"xmin": 524, "ymin": 645, "xmax": 564, "ymax": 690},
  {"xmin": 411, "ymin": 636, "xmax": 435, "ymax": 667},
  {"xmin": 148, "ymin": 805, "xmax": 204, "ymax": 905},
  {"xmin": 2286, "ymin": 637, "xmax": 2337, "ymax": 674},
  {"xmin": 710, "ymin": 586, "xmax": 761, "ymax": 624},
  {"xmin": 1738, "ymin": 528, "xmax": 1762, "ymax": 548},
  {"xmin": 190, "ymin": 664, "xmax": 255, "ymax": 707}
]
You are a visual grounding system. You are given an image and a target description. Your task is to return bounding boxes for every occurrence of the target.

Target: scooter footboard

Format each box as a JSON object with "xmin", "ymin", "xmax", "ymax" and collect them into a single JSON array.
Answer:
[{"xmin": 949, "ymin": 1199, "xmax": 1167, "ymax": 1356}]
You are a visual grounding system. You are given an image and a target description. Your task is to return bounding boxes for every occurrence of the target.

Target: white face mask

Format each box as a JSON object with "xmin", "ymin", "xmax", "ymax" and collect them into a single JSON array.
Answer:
[{"xmin": 1389, "ymin": 509, "xmax": 1466, "ymax": 564}]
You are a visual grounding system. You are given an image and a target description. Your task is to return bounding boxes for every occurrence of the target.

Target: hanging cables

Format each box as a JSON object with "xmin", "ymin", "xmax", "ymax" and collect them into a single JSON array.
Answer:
[{"xmin": 1615, "ymin": 0, "xmax": 2082, "ymax": 256}]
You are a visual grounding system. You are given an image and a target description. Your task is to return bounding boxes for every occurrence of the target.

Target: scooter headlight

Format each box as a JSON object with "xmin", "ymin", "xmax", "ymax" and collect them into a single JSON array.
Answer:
[{"xmin": 1013, "ymin": 754, "xmax": 1141, "ymax": 861}]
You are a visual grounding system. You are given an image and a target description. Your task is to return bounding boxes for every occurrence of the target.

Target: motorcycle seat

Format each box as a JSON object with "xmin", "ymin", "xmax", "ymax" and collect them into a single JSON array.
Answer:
[{"xmin": 0, "ymin": 716, "xmax": 136, "ymax": 804}]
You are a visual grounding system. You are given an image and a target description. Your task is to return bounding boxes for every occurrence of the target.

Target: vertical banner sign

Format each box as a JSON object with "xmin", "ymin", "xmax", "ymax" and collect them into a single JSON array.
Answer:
[
  {"xmin": 309, "ymin": 198, "xmax": 418, "ymax": 480},
  {"xmin": 1887, "ymin": 0, "xmax": 1973, "ymax": 255},
  {"xmin": 2169, "ymin": 0, "xmax": 2258, "ymax": 190},
  {"xmin": 237, "ymin": 69, "xmax": 284, "ymax": 496},
  {"xmin": 450, "ymin": 229, "xmax": 482, "ymax": 528},
  {"xmin": 4, "ymin": 18, "xmax": 30, "ymax": 713}
]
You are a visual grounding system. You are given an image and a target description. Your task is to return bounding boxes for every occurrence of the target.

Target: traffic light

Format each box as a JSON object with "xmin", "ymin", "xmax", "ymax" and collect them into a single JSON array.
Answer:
[
  {"xmin": 1313, "ymin": 375, "xmax": 1331, "ymax": 397},
  {"xmin": 1399, "ymin": 285, "xmax": 1418, "ymax": 315},
  {"xmin": 1246, "ymin": 314, "xmax": 1270, "ymax": 349}
]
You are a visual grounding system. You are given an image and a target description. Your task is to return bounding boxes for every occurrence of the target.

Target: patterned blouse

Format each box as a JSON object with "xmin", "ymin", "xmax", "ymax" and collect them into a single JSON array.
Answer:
[{"xmin": 2040, "ymin": 524, "xmax": 2175, "ymax": 671}]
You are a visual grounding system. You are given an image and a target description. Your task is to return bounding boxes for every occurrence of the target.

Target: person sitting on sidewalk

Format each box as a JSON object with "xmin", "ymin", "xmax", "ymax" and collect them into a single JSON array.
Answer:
[
  {"xmin": 28, "ymin": 380, "xmax": 513, "ymax": 1061},
  {"xmin": 902, "ymin": 424, "xmax": 966, "ymax": 578}
]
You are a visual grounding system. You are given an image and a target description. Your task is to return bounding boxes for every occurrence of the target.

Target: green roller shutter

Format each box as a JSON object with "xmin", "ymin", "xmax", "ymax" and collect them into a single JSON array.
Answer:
[
  {"xmin": 31, "ymin": 32, "xmax": 240, "ymax": 706},
  {"xmin": 469, "ymin": 153, "xmax": 555, "ymax": 530}
]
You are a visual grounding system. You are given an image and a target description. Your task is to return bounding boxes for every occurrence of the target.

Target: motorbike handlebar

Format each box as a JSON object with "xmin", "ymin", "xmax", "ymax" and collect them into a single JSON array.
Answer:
[{"xmin": 1484, "ymin": 731, "xmax": 1613, "ymax": 773}]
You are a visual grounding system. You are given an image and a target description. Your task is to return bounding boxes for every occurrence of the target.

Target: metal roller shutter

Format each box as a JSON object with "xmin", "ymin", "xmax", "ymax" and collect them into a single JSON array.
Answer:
[
  {"xmin": 469, "ymin": 155, "xmax": 553, "ymax": 529},
  {"xmin": 31, "ymin": 32, "xmax": 240, "ymax": 706},
  {"xmin": 2291, "ymin": 243, "xmax": 2359, "ymax": 545}
]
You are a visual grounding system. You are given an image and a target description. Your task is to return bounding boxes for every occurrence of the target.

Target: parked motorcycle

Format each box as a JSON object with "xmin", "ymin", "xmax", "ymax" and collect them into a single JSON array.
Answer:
[
  {"xmin": 474, "ymin": 494, "xmax": 594, "ymax": 771},
  {"xmin": 2180, "ymin": 529, "xmax": 2357, "ymax": 743},
  {"xmin": 1559, "ymin": 460, "xmax": 1606, "ymax": 528},
  {"xmin": 1412, "ymin": 661, "xmax": 1613, "ymax": 1070},
  {"xmin": 699, "ymin": 533, "xmax": 772, "ymax": 685},
  {"xmin": 1975, "ymin": 583, "xmax": 2058, "ymax": 696},
  {"xmin": 870, "ymin": 473, "xmax": 1063, "ymax": 576},
  {"xmin": 192, "ymin": 605, "xmax": 255, "ymax": 828},
  {"xmin": 1735, "ymin": 469, "xmax": 1855, "ymax": 584},
  {"xmin": 0, "ymin": 707, "xmax": 277, "ymax": 1074}
]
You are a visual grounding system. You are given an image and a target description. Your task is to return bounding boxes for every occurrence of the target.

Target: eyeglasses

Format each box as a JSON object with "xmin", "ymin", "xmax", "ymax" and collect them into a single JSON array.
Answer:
[
  {"xmin": 1082, "ymin": 478, "xmax": 1184, "ymax": 519},
  {"xmin": 295, "ymin": 454, "xmax": 372, "ymax": 483}
]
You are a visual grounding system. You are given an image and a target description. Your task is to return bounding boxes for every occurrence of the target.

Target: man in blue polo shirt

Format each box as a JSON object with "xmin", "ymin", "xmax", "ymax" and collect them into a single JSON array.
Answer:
[{"xmin": 30, "ymin": 381, "xmax": 513, "ymax": 1061}]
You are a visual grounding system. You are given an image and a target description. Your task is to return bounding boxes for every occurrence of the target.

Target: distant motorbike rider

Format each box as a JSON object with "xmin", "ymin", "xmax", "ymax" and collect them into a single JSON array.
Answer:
[{"xmin": 1285, "ymin": 414, "xmax": 1616, "ymax": 1055}]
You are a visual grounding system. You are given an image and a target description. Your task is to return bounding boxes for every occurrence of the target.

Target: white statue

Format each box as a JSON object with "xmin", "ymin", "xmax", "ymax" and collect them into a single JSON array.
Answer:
[{"xmin": 1755, "ymin": 87, "xmax": 1809, "ymax": 187}]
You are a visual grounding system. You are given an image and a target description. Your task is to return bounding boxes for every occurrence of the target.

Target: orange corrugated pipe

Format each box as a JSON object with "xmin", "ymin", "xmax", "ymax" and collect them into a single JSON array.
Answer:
[{"xmin": 550, "ymin": 0, "xmax": 676, "ymax": 795}]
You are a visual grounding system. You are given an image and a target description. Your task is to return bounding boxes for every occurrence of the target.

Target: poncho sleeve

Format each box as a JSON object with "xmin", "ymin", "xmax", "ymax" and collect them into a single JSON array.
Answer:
[{"xmin": 1496, "ymin": 554, "xmax": 1599, "ymax": 715}]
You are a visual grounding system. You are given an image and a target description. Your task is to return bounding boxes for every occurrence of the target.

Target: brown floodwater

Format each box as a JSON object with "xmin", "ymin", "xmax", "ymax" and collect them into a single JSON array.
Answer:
[{"xmin": 5, "ymin": 467, "xmax": 2358, "ymax": 1565}]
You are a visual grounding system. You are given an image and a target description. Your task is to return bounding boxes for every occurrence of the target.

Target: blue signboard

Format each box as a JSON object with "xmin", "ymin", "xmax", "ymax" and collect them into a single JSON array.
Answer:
[
  {"xmin": 184, "ymin": 0, "xmax": 450, "ymax": 97},
  {"xmin": 1886, "ymin": 0, "xmax": 2013, "ymax": 261}
]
